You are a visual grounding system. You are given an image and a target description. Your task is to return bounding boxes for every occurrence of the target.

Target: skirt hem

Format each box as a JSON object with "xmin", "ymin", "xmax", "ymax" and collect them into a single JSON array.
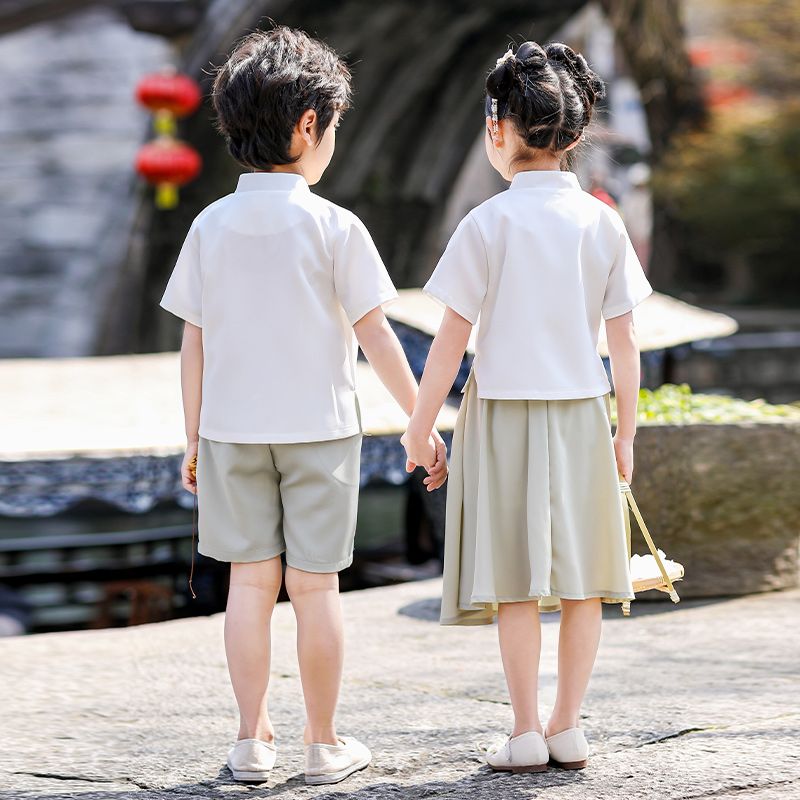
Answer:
[
  {"xmin": 467, "ymin": 589, "xmax": 634, "ymax": 606},
  {"xmin": 441, "ymin": 590, "xmax": 635, "ymax": 625}
]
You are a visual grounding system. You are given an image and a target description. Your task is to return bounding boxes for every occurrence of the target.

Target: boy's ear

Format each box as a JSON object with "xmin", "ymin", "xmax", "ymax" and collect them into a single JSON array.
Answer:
[{"xmin": 297, "ymin": 109, "xmax": 318, "ymax": 147}]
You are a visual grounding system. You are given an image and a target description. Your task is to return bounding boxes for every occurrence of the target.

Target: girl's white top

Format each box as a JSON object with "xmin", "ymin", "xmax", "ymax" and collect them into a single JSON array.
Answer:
[
  {"xmin": 160, "ymin": 172, "xmax": 397, "ymax": 443},
  {"xmin": 424, "ymin": 170, "xmax": 652, "ymax": 399}
]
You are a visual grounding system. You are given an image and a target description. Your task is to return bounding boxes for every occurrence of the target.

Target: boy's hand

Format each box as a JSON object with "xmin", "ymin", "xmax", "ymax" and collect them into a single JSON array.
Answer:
[
  {"xmin": 181, "ymin": 440, "xmax": 199, "ymax": 495},
  {"xmin": 423, "ymin": 429, "xmax": 448, "ymax": 491},
  {"xmin": 613, "ymin": 434, "xmax": 634, "ymax": 484}
]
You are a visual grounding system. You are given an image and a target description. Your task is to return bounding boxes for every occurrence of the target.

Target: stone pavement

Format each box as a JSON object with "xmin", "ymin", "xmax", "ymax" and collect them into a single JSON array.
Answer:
[{"xmin": 2, "ymin": 580, "xmax": 799, "ymax": 800}]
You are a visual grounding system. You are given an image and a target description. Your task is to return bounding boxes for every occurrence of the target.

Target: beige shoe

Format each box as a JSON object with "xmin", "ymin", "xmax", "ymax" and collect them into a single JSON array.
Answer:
[
  {"xmin": 304, "ymin": 736, "xmax": 371, "ymax": 785},
  {"xmin": 486, "ymin": 731, "xmax": 549, "ymax": 773},
  {"xmin": 226, "ymin": 738, "xmax": 276, "ymax": 782},
  {"xmin": 545, "ymin": 727, "xmax": 589, "ymax": 769}
]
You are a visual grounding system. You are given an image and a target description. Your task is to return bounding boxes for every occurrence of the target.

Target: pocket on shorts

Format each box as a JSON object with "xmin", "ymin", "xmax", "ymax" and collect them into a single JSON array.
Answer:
[{"xmin": 311, "ymin": 434, "xmax": 362, "ymax": 487}]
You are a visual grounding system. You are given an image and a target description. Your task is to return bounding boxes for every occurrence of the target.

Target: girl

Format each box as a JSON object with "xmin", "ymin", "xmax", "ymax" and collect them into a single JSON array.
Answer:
[{"xmin": 402, "ymin": 41, "xmax": 652, "ymax": 773}]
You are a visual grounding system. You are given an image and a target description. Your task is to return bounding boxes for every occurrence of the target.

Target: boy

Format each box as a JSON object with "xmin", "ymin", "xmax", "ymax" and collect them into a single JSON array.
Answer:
[{"xmin": 160, "ymin": 26, "xmax": 446, "ymax": 785}]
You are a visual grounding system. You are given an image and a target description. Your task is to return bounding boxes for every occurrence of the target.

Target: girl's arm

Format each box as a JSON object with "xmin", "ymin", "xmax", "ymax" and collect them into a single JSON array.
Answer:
[
  {"xmin": 180, "ymin": 321, "xmax": 203, "ymax": 494},
  {"xmin": 354, "ymin": 307, "xmax": 447, "ymax": 490},
  {"xmin": 605, "ymin": 311, "xmax": 639, "ymax": 483},
  {"xmin": 402, "ymin": 307, "xmax": 472, "ymax": 467}
]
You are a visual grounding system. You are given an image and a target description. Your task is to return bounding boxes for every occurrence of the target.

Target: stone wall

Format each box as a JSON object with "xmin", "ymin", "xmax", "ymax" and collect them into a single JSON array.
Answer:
[
  {"xmin": 632, "ymin": 420, "xmax": 800, "ymax": 598},
  {"xmin": 0, "ymin": 7, "xmax": 171, "ymax": 357}
]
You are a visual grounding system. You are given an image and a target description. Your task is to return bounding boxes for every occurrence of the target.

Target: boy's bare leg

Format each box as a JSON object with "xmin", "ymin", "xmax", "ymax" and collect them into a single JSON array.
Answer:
[
  {"xmin": 547, "ymin": 598, "xmax": 602, "ymax": 735},
  {"xmin": 225, "ymin": 557, "xmax": 283, "ymax": 742},
  {"xmin": 497, "ymin": 600, "xmax": 544, "ymax": 736},
  {"xmin": 285, "ymin": 567, "xmax": 343, "ymax": 745}
]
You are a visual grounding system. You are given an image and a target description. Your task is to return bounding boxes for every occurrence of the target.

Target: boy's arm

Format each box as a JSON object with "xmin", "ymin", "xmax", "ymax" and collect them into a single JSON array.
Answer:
[
  {"xmin": 180, "ymin": 321, "xmax": 203, "ymax": 494},
  {"xmin": 403, "ymin": 307, "xmax": 471, "ymax": 464},
  {"xmin": 353, "ymin": 307, "xmax": 447, "ymax": 491},
  {"xmin": 605, "ymin": 311, "xmax": 639, "ymax": 483}
]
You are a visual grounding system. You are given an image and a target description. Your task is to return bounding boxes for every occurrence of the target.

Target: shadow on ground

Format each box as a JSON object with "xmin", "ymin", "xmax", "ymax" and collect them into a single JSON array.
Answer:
[
  {"xmin": 397, "ymin": 594, "xmax": 736, "ymax": 623},
  {"xmin": 4, "ymin": 762, "xmax": 594, "ymax": 800}
]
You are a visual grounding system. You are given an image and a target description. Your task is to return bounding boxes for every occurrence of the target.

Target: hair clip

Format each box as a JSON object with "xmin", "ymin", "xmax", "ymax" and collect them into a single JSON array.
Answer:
[
  {"xmin": 491, "ymin": 98, "xmax": 499, "ymax": 137},
  {"xmin": 523, "ymin": 73, "xmax": 535, "ymax": 95},
  {"xmin": 496, "ymin": 47, "xmax": 515, "ymax": 67}
]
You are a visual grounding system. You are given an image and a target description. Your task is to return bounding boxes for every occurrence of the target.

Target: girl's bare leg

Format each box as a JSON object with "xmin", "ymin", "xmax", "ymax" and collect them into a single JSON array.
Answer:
[
  {"xmin": 225, "ymin": 557, "xmax": 283, "ymax": 742},
  {"xmin": 547, "ymin": 598, "xmax": 602, "ymax": 735},
  {"xmin": 497, "ymin": 600, "xmax": 543, "ymax": 736}
]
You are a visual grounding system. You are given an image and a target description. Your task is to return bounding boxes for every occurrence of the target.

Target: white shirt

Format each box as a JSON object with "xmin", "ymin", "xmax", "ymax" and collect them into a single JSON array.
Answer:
[
  {"xmin": 424, "ymin": 170, "xmax": 652, "ymax": 400},
  {"xmin": 160, "ymin": 172, "xmax": 398, "ymax": 443}
]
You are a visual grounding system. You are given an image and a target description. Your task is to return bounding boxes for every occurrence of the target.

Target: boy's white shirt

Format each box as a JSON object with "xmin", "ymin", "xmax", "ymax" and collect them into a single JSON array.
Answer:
[
  {"xmin": 160, "ymin": 172, "xmax": 398, "ymax": 443},
  {"xmin": 424, "ymin": 170, "xmax": 653, "ymax": 400}
]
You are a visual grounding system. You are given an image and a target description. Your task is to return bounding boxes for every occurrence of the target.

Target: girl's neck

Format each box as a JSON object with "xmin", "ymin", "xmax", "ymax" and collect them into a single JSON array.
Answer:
[{"xmin": 510, "ymin": 154, "xmax": 563, "ymax": 176}]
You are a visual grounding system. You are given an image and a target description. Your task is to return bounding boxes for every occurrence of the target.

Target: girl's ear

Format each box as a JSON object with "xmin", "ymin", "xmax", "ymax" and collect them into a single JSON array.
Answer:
[
  {"xmin": 297, "ymin": 109, "xmax": 318, "ymax": 147},
  {"xmin": 486, "ymin": 115, "xmax": 502, "ymax": 147},
  {"xmin": 563, "ymin": 136, "xmax": 582, "ymax": 153}
]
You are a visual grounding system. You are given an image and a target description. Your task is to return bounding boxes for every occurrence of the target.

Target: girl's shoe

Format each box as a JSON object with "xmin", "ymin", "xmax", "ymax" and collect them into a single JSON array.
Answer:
[
  {"xmin": 485, "ymin": 731, "xmax": 549, "ymax": 773},
  {"xmin": 545, "ymin": 727, "xmax": 589, "ymax": 769},
  {"xmin": 226, "ymin": 738, "xmax": 277, "ymax": 782},
  {"xmin": 304, "ymin": 736, "xmax": 371, "ymax": 785}
]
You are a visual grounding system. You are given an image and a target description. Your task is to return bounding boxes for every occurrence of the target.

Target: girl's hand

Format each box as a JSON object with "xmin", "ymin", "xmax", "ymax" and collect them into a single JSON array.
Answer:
[
  {"xmin": 613, "ymin": 434, "xmax": 634, "ymax": 484},
  {"xmin": 181, "ymin": 440, "xmax": 199, "ymax": 495},
  {"xmin": 423, "ymin": 429, "xmax": 449, "ymax": 491},
  {"xmin": 401, "ymin": 426, "xmax": 437, "ymax": 473}
]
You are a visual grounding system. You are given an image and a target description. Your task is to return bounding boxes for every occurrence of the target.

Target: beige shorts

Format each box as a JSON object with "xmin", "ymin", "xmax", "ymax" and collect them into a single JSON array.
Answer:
[{"xmin": 196, "ymin": 434, "xmax": 362, "ymax": 571}]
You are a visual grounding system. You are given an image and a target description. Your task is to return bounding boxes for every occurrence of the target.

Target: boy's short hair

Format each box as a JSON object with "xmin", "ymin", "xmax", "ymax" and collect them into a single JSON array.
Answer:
[{"xmin": 212, "ymin": 26, "xmax": 351, "ymax": 171}]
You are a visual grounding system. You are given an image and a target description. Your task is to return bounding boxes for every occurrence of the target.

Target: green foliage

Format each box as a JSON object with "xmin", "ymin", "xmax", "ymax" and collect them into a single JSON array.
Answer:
[
  {"xmin": 652, "ymin": 104, "xmax": 800, "ymax": 300},
  {"xmin": 611, "ymin": 383, "xmax": 800, "ymax": 426}
]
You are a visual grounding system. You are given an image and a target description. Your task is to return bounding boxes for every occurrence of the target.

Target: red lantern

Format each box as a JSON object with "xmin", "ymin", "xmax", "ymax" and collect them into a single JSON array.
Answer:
[
  {"xmin": 134, "ymin": 68, "xmax": 202, "ymax": 208},
  {"xmin": 135, "ymin": 71, "xmax": 201, "ymax": 117},
  {"xmin": 135, "ymin": 140, "xmax": 202, "ymax": 209}
]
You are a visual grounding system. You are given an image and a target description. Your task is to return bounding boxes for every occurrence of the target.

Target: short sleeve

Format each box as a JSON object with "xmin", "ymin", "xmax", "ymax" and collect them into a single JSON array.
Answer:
[
  {"xmin": 334, "ymin": 213, "xmax": 398, "ymax": 325},
  {"xmin": 423, "ymin": 213, "xmax": 488, "ymax": 325},
  {"xmin": 602, "ymin": 221, "xmax": 653, "ymax": 320},
  {"xmin": 160, "ymin": 221, "xmax": 203, "ymax": 327}
]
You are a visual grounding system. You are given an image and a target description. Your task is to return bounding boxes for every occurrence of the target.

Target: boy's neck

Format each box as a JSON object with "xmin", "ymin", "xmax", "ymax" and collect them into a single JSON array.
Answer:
[{"xmin": 256, "ymin": 165, "xmax": 306, "ymax": 177}]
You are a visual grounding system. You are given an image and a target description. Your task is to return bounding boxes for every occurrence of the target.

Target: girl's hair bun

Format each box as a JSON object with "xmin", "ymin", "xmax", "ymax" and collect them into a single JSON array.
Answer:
[
  {"xmin": 515, "ymin": 41, "xmax": 548, "ymax": 71},
  {"xmin": 485, "ymin": 39, "xmax": 604, "ymax": 155},
  {"xmin": 545, "ymin": 42, "xmax": 606, "ymax": 108},
  {"xmin": 486, "ymin": 58, "xmax": 517, "ymax": 101}
]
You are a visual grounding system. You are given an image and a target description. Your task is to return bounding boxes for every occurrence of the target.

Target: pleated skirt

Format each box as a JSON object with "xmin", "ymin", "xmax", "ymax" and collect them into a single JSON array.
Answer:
[{"xmin": 440, "ymin": 371, "xmax": 634, "ymax": 626}]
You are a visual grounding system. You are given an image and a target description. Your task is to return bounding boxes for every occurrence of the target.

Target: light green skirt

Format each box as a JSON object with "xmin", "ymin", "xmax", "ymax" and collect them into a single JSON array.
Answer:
[{"xmin": 440, "ymin": 372, "xmax": 634, "ymax": 626}]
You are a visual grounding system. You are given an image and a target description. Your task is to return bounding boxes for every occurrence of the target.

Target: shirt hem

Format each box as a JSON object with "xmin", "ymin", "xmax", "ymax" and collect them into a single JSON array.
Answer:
[
  {"xmin": 346, "ymin": 289, "xmax": 400, "ymax": 326},
  {"xmin": 159, "ymin": 300, "xmax": 202, "ymax": 328},
  {"xmin": 602, "ymin": 287, "xmax": 653, "ymax": 320},
  {"xmin": 422, "ymin": 284, "xmax": 479, "ymax": 326},
  {"xmin": 475, "ymin": 385, "xmax": 611, "ymax": 400},
  {"xmin": 199, "ymin": 425, "xmax": 362, "ymax": 444}
]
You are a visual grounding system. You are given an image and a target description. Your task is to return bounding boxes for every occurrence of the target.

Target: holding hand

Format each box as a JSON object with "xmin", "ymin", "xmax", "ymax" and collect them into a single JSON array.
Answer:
[
  {"xmin": 401, "ymin": 426, "xmax": 449, "ymax": 492},
  {"xmin": 424, "ymin": 429, "xmax": 449, "ymax": 491}
]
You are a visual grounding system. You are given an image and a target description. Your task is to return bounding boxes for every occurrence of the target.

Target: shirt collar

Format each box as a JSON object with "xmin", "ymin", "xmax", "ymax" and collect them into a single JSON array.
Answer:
[
  {"xmin": 509, "ymin": 170, "xmax": 581, "ymax": 191},
  {"xmin": 235, "ymin": 172, "xmax": 310, "ymax": 193}
]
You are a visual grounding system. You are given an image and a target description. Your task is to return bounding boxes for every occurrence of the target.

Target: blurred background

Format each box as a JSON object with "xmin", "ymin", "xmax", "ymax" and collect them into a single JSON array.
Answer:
[{"xmin": 1, "ymin": 0, "xmax": 798, "ymax": 634}]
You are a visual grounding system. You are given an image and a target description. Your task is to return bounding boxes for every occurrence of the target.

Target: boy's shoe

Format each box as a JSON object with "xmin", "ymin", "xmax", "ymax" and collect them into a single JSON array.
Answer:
[
  {"xmin": 485, "ymin": 731, "xmax": 549, "ymax": 773},
  {"xmin": 304, "ymin": 736, "xmax": 371, "ymax": 785},
  {"xmin": 545, "ymin": 727, "xmax": 589, "ymax": 769},
  {"xmin": 226, "ymin": 738, "xmax": 277, "ymax": 782}
]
